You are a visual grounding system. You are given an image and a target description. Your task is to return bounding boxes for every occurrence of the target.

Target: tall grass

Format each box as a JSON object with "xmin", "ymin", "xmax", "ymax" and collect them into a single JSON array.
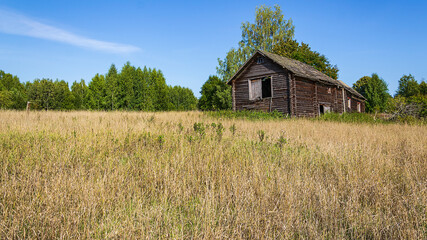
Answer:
[{"xmin": 0, "ymin": 111, "xmax": 426, "ymax": 239}]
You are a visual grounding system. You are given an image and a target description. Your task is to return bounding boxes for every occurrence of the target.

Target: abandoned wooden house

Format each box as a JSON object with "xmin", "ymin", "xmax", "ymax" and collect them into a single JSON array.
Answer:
[{"xmin": 227, "ymin": 50, "xmax": 366, "ymax": 117}]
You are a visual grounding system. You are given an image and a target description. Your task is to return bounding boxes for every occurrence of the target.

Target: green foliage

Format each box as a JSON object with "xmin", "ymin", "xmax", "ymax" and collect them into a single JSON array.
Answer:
[
  {"xmin": 353, "ymin": 73, "xmax": 390, "ymax": 113},
  {"xmin": 52, "ymin": 80, "xmax": 74, "ymax": 110},
  {"xmin": 317, "ymin": 112, "xmax": 386, "ymax": 124},
  {"xmin": 392, "ymin": 95, "xmax": 427, "ymax": 119},
  {"xmin": 167, "ymin": 86, "xmax": 197, "ymax": 111},
  {"xmin": 1, "ymin": 61, "xmax": 197, "ymax": 111},
  {"xmin": 0, "ymin": 90, "xmax": 13, "ymax": 109},
  {"xmin": 105, "ymin": 64, "xmax": 119, "ymax": 110},
  {"xmin": 117, "ymin": 62, "xmax": 135, "ymax": 110},
  {"xmin": 26, "ymin": 79, "xmax": 55, "ymax": 110},
  {"xmin": 272, "ymin": 39, "xmax": 339, "ymax": 79},
  {"xmin": 87, "ymin": 74, "xmax": 106, "ymax": 110},
  {"xmin": 215, "ymin": 123, "xmax": 224, "ymax": 141},
  {"xmin": 71, "ymin": 80, "xmax": 89, "ymax": 110},
  {"xmin": 420, "ymin": 81, "xmax": 427, "ymax": 95},
  {"xmin": 193, "ymin": 122, "xmax": 206, "ymax": 138},
  {"xmin": 157, "ymin": 135, "xmax": 165, "ymax": 149},
  {"xmin": 229, "ymin": 124, "xmax": 237, "ymax": 136},
  {"xmin": 198, "ymin": 75, "xmax": 231, "ymax": 110},
  {"xmin": 216, "ymin": 5, "xmax": 295, "ymax": 82},
  {"xmin": 210, "ymin": 5, "xmax": 338, "ymax": 110},
  {"xmin": 257, "ymin": 130, "xmax": 265, "ymax": 142},
  {"xmin": 396, "ymin": 74, "xmax": 420, "ymax": 98},
  {"xmin": 0, "ymin": 70, "xmax": 26, "ymax": 109},
  {"xmin": 206, "ymin": 110, "xmax": 286, "ymax": 121},
  {"xmin": 276, "ymin": 135, "xmax": 287, "ymax": 147}
]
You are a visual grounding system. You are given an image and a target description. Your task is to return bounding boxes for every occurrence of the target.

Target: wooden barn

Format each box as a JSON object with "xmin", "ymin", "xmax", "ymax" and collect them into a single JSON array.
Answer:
[{"xmin": 227, "ymin": 50, "xmax": 366, "ymax": 117}]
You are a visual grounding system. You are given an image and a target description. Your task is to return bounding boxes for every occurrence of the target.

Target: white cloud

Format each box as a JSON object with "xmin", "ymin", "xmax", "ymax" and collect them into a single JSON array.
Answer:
[{"xmin": 0, "ymin": 9, "xmax": 140, "ymax": 54}]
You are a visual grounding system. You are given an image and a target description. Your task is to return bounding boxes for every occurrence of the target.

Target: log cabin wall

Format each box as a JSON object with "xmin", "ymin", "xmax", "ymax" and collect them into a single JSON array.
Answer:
[
  {"xmin": 335, "ymin": 88, "xmax": 344, "ymax": 113},
  {"xmin": 317, "ymin": 83, "xmax": 339, "ymax": 113},
  {"xmin": 294, "ymin": 77, "xmax": 316, "ymax": 117},
  {"xmin": 232, "ymin": 54, "xmax": 290, "ymax": 115},
  {"xmin": 347, "ymin": 94, "xmax": 365, "ymax": 113},
  {"xmin": 230, "ymin": 50, "xmax": 366, "ymax": 117}
]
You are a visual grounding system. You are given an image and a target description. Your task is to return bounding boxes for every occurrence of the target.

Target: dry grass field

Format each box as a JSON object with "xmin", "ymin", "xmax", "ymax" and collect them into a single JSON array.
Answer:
[{"xmin": 0, "ymin": 111, "xmax": 426, "ymax": 239}]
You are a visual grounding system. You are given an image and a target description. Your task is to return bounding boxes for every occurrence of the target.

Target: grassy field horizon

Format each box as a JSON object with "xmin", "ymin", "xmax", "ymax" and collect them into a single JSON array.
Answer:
[{"xmin": 0, "ymin": 111, "xmax": 426, "ymax": 239}]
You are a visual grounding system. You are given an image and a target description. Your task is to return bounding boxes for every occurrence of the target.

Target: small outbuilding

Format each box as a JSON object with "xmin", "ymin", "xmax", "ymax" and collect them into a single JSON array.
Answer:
[{"xmin": 227, "ymin": 50, "xmax": 365, "ymax": 117}]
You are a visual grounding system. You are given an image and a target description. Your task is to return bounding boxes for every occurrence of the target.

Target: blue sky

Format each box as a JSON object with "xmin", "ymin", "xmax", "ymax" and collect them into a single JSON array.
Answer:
[{"xmin": 0, "ymin": 0, "xmax": 426, "ymax": 97}]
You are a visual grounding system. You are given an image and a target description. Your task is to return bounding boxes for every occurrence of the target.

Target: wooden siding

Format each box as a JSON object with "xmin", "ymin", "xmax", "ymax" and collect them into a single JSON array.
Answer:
[
  {"xmin": 347, "ymin": 94, "xmax": 365, "ymax": 113},
  {"xmin": 230, "ymin": 52, "xmax": 365, "ymax": 117},
  {"xmin": 294, "ymin": 77, "xmax": 315, "ymax": 117},
  {"xmin": 233, "ymin": 54, "xmax": 290, "ymax": 115}
]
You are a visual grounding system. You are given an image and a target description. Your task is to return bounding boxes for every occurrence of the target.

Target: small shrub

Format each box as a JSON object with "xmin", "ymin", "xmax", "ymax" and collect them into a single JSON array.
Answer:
[
  {"xmin": 229, "ymin": 124, "xmax": 236, "ymax": 136},
  {"xmin": 257, "ymin": 130, "xmax": 265, "ymax": 142},
  {"xmin": 206, "ymin": 110, "xmax": 286, "ymax": 121},
  {"xmin": 157, "ymin": 135, "xmax": 165, "ymax": 149},
  {"xmin": 177, "ymin": 122, "xmax": 184, "ymax": 132},
  {"xmin": 193, "ymin": 122, "xmax": 205, "ymax": 138},
  {"xmin": 276, "ymin": 135, "xmax": 287, "ymax": 147},
  {"xmin": 216, "ymin": 123, "xmax": 224, "ymax": 141}
]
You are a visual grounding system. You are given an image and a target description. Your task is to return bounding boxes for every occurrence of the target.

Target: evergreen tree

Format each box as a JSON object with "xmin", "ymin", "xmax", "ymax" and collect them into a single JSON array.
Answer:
[
  {"xmin": 52, "ymin": 80, "xmax": 74, "ymax": 110},
  {"xmin": 117, "ymin": 62, "xmax": 135, "ymax": 110},
  {"xmin": 87, "ymin": 74, "xmax": 106, "ymax": 110},
  {"xmin": 151, "ymin": 69, "xmax": 169, "ymax": 111},
  {"xmin": 132, "ymin": 67, "xmax": 148, "ymax": 110},
  {"xmin": 71, "ymin": 79, "xmax": 89, "ymax": 110},
  {"xmin": 105, "ymin": 64, "xmax": 119, "ymax": 110}
]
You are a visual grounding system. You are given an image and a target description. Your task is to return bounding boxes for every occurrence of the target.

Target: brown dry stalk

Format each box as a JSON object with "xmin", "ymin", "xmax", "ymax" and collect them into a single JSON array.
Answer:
[{"xmin": 0, "ymin": 111, "xmax": 426, "ymax": 239}]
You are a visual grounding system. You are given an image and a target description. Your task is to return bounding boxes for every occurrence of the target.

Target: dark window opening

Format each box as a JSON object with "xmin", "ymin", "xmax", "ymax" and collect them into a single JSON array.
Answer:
[
  {"xmin": 257, "ymin": 57, "xmax": 264, "ymax": 64},
  {"xmin": 262, "ymin": 77, "xmax": 272, "ymax": 98},
  {"xmin": 319, "ymin": 105, "xmax": 324, "ymax": 114}
]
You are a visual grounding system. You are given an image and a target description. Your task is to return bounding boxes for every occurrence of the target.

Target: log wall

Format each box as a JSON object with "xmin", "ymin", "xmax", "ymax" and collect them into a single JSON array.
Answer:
[
  {"xmin": 231, "ymin": 52, "xmax": 365, "ymax": 116},
  {"xmin": 233, "ymin": 55, "xmax": 290, "ymax": 115}
]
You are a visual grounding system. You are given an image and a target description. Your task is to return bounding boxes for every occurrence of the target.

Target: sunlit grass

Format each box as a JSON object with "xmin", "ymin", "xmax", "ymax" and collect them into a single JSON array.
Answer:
[{"xmin": 0, "ymin": 110, "xmax": 426, "ymax": 239}]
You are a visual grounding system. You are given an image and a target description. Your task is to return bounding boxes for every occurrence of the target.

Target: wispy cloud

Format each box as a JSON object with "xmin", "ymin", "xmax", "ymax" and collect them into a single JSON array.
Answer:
[{"xmin": 0, "ymin": 9, "xmax": 140, "ymax": 54}]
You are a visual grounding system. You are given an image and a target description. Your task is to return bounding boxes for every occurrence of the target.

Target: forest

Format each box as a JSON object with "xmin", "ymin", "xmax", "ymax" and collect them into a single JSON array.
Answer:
[{"xmin": 0, "ymin": 63, "xmax": 197, "ymax": 111}]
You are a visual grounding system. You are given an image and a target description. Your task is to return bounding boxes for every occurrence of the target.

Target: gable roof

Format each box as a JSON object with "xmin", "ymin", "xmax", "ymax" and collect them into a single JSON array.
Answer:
[
  {"xmin": 338, "ymin": 80, "xmax": 365, "ymax": 100},
  {"xmin": 227, "ymin": 50, "xmax": 365, "ymax": 100}
]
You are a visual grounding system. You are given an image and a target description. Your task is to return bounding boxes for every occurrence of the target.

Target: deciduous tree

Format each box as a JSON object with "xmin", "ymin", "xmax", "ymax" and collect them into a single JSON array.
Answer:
[
  {"xmin": 353, "ymin": 74, "xmax": 390, "ymax": 113},
  {"xmin": 198, "ymin": 75, "xmax": 231, "ymax": 111},
  {"xmin": 272, "ymin": 39, "xmax": 339, "ymax": 79},
  {"xmin": 396, "ymin": 74, "xmax": 420, "ymax": 98}
]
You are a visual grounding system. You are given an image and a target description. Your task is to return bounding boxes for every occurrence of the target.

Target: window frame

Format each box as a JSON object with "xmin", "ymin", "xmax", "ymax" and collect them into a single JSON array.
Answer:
[{"xmin": 248, "ymin": 76, "xmax": 273, "ymax": 100}]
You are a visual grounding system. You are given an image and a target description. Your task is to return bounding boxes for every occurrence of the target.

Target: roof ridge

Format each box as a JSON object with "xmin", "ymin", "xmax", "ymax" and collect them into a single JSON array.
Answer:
[{"xmin": 228, "ymin": 50, "xmax": 365, "ymax": 100}]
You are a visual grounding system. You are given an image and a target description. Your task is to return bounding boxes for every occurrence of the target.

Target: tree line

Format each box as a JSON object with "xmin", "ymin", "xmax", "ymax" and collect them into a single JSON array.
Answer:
[
  {"xmin": 353, "ymin": 73, "xmax": 427, "ymax": 118},
  {"xmin": 0, "ymin": 63, "xmax": 197, "ymax": 111}
]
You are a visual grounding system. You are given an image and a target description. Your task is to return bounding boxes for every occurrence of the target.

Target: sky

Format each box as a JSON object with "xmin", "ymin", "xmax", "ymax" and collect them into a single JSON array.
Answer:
[{"xmin": 0, "ymin": 0, "xmax": 426, "ymax": 97}]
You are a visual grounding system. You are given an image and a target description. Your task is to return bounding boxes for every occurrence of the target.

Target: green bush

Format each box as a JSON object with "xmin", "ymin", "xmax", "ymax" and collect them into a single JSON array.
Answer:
[
  {"xmin": 206, "ymin": 110, "xmax": 287, "ymax": 121},
  {"xmin": 317, "ymin": 112, "xmax": 385, "ymax": 124}
]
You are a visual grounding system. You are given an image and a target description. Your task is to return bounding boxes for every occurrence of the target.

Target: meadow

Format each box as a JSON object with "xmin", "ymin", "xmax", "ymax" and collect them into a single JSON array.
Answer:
[{"xmin": 0, "ymin": 111, "xmax": 426, "ymax": 239}]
